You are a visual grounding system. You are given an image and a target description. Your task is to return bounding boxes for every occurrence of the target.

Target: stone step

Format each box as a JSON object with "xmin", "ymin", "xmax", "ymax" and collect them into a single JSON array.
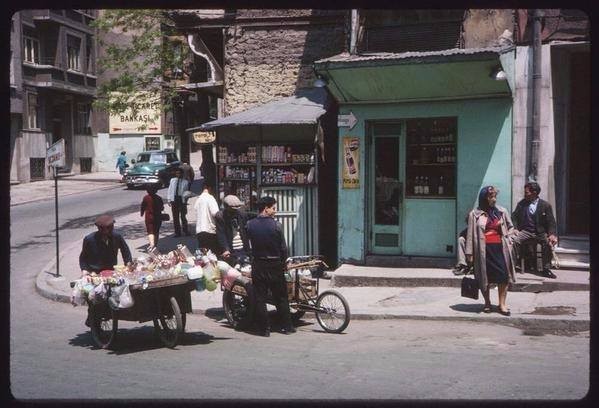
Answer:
[
  {"xmin": 555, "ymin": 260, "xmax": 590, "ymax": 271},
  {"xmin": 553, "ymin": 250, "xmax": 589, "ymax": 265},
  {"xmin": 558, "ymin": 236, "xmax": 589, "ymax": 251}
]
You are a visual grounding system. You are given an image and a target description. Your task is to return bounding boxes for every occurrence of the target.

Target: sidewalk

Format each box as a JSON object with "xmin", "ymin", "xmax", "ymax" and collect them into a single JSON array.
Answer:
[
  {"xmin": 11, "ymin": 171, "xmax": 124, "ymax": 206},
  {"xmin": 34, "ymin": 188, "xmax": 590, "ymax": 333}
]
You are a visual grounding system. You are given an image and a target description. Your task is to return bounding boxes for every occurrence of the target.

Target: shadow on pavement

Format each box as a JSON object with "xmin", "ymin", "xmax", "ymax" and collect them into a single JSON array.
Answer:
[{"xmin": 449, "ymin": 303, "xmax": 486, "ymax": 314}]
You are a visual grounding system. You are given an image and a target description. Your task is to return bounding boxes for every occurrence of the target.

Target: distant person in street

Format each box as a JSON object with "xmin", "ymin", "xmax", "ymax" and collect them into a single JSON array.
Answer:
[
  {"xmin": 511, "ymin": 181, "xmax": 558, "ymax": 279},
  {"xmin": 116, "ymin": 151, "xmax": 127, "ymax": 182},
  {"xmin": 199, "ymin": 145, "xmax": 217, "ymax": 193},
  {"xmin": 466, "ymin": 186, "xmax": 517, "ymax": 316},
  {"xmin": 246, "ymin": 196, "xmax": 294, "ymax": 336},
  {"xmin": 140, "ymin": 185, "xmax": 165, "ymax": 251},
  {"xmin": 79, "ymin": 214, "xmax": 132, "ymax": 326},
  {"xmin": 215, "ymin": 195, "xmax": 252, "ymax": 266},
  {"xmin": 179, "ymin": 162, "xmax": 195, "ymax": 190},
  {"xmin": 167, "ymin": 168, "xmax": 190, "ymax": 237},
  {"xmin": 193, "ymin": 181, "xmax": 220, "ymax": 255}
]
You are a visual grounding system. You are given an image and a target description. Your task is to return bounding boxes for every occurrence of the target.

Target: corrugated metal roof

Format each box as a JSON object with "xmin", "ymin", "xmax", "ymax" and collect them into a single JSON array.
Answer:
[
  {"xmin": 315, "ymin": 46, "xmax": 513, "ymax": 64},
  {"xmin": 191, "ymin": 87, "xmax": 329, "ymax": 131}
]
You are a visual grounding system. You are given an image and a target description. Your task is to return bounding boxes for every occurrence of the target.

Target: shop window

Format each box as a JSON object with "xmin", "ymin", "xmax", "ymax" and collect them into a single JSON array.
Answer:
[
  {"xmin": 67, "ymin": 35, "xmax": 81, "ymax": 71},
  {"xmin": 26, "ymin": 93, "xmax": 39, "ymax": 129},
  {"xmin": 30, "ymin": 158, "xmax": 45, "ymax": 179},
  {"xmin": 145, "ymin": 136, "xmax": 161, "ymax": 151},
  {"xmin": 80, "ymin": 157, "xmax": 92, "ymax": 173},
  {"xmin": 75, "ymin": 103, "xmax": 91, "ymax": 135},
  {"xmin": 406, "ymin": 117, "xmax": 457, "ymax": 198},
  {"xmin": 23, "ymin": 36, "xmax": 40, "ymax": 64}
]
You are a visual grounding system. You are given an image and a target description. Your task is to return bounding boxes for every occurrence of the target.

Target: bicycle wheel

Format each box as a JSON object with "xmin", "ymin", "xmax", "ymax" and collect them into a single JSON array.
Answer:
[
  {"xmin": 222, "ymin": 281, "xmax": 254, "ymax": 330},
  {"xmin": 90, "ymin": 305, "xmax": 118, "ymax": 349},
  {"xmin": 315, "ymin": 290, "xmax": 350, "ymax": 333},
  {"xmin": 153, "ymin": 296, "xmax": 183, "ymax": 348}
]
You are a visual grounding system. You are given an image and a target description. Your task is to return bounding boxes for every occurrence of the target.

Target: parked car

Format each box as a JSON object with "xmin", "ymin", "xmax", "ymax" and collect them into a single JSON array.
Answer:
[{"xmin": 124, "ymin": 149, "xmax": 181, "ymax": 189}]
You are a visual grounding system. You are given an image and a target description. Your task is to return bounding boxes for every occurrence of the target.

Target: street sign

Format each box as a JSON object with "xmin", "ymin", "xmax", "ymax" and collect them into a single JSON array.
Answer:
[
  {"xmin": 46, "ymin": 139, "xmax": 65, "ymax": 168},
  {"xmin": 338, "ymin": 111, "xmax": 358, "ymax": 130},
  {"xmin": 192, "ymin": 131, "xmax": 216, "ymax": 144}
]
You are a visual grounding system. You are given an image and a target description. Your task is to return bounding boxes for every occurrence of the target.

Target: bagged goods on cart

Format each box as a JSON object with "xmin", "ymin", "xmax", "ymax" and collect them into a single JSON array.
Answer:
[
  {"xmin": 222, "ymin": 267, "xmax": 241, "ymax": 290},
  {"xmin": 108, "ymin": 283, "xmax": 135, "ymax": 309},
  {"xmin": 186, "ymin": 266, "xmax": 204, "ymax": 280}
]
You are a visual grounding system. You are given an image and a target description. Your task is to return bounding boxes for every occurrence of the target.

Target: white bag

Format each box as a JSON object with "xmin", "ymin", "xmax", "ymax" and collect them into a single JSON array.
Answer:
[
  {"xmin": 118, "ymin": 285, "xmax": 134, "ymax": 309},
  {"xmin": 187, "ymin": 266, "xmax": 204, "ymax": 280}
]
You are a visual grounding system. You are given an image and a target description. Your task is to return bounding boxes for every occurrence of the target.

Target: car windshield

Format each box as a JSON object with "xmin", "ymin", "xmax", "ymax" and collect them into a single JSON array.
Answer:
[{"xmin": 136, "ymin": 153, "xmax": 167, "ymax": 164}]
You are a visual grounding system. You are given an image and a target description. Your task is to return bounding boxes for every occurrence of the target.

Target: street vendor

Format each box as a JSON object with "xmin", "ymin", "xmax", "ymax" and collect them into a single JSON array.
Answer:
[
  {"xmin": 79, "ymin": 214, "xmax": 132, "ymax": 277},
  {"xmin": 215, "ymin": 195, "xmax": 252, "ymax": 266}
]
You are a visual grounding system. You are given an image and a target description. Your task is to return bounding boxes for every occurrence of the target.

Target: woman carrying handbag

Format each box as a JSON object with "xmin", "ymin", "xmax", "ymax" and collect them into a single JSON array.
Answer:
[
  {"xmin": 140, "ymin": 185, "xmax": 166, "ymax": 251},
  {"xmin": 465, "ymin": 186, "xmax": 517, "ymax": 316}
]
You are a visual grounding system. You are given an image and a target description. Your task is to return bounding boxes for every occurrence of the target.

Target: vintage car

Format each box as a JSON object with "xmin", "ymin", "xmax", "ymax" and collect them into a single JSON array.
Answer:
[{"xmin": 124, "ymin": 149, "xmax": 181, "ymax": 189}]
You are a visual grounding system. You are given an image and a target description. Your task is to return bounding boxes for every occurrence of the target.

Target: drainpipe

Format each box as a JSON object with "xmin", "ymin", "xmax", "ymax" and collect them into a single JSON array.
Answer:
[
  {"xmin": 529, "ymin": 9, "xmax": 543, "ymax": 181},
  {"xmin": 349, "ymin": 9, "xmax": 359, "ymax": 54}
]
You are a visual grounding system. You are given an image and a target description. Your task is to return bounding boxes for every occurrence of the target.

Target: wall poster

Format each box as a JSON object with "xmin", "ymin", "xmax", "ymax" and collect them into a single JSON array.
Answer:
[{"xmin": 342, "ymin": 136, "xmax": 360, "ymax": 189}]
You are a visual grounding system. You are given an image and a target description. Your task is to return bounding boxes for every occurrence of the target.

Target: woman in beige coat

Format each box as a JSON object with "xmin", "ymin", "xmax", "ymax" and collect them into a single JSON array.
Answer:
[{"xmin": 465, "ymin": 186, "xmax": 516, "ymax": 315}]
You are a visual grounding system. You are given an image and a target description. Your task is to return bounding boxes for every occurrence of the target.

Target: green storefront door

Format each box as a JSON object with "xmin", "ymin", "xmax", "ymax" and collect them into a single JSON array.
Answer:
[{"xmin": 369, "ymin": 123, "xmax": 404, "ymax": 255}]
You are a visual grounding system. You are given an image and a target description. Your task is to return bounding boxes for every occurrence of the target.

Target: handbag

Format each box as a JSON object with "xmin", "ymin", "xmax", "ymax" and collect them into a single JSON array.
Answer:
[
  {"xmin": 160, "ymin": 213, "xmax": 170, "ymax": 221},
  {"xmin": 461, "ymin": 276, "xmax": 479, "ymax": 300}
]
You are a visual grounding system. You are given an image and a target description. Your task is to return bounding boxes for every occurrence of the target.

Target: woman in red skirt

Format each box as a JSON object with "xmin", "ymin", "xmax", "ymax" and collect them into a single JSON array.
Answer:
[{"xmin": 140, "ymin": 185, "xmax": 165, "ymax": 250}]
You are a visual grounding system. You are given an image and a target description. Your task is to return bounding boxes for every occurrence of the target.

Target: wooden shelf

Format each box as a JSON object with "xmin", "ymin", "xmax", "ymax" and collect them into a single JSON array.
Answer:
[
  {"xmin": 217, "ymin": 162, "xmax": 256, "ymax": 166},
  {"xmin": 260, "ymin": 183, "xmax": 316, "ymax": 187},
  {"xmin": 262, "ymin": 162, "xmax": 314, "ymax": 166},
  {"xmin": 222, "ymin": 178, "xmax": 252, "ymax": 182}
]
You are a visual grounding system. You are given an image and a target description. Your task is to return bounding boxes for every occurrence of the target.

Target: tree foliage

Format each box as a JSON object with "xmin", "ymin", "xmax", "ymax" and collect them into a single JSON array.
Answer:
[{"xmin": 92, "ymin": 9, "xmax": 191, "ymax": 128}]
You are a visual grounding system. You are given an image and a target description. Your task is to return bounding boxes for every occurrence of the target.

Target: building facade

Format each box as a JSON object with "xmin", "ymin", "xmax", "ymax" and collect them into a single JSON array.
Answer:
[{"xmin": 10, "ymin": 9, "xmax": 98, "ymax": 182}]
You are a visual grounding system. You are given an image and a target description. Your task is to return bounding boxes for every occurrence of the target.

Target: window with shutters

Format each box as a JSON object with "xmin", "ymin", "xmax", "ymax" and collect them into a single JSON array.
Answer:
[
  {"xmin": 26, "ymin": 93, "xmax": 39, "ymax": 129},
  {"xmin": 24, "ymin": 36, "xmax": 40, "ymax": 64}
]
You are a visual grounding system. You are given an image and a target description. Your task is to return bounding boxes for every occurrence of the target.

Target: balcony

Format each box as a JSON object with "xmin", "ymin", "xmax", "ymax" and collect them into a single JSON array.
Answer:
[{"xmin": 30, "ymin": 9, "xmax": 95, "ymax": 34}]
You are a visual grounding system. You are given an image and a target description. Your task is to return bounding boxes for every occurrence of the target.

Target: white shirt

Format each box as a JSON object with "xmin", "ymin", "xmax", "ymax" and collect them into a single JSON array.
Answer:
[
  {"xmin": 193, "ymin": 190, "xmax": 219, "ymax": 234},
  {"xmin": 528, "ymin": 197, "xmax": 540, "ymax": 215},
  {"xmin": 167, "ymin": 177, "xmax": 189, "ymax": 202}
]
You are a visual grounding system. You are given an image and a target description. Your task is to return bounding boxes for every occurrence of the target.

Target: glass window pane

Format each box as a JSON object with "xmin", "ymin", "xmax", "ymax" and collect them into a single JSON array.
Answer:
[{"xmin": 374, "ymin": 136, "xmax": 400, "ymax": 225}]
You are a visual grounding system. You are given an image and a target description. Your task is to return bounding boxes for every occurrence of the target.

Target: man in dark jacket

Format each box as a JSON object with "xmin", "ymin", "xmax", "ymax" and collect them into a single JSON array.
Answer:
[
  {"xmin": 79, "ymin": 214, "xmax": 132, "ymax": 326},
  {"xmin": 215, "ymin": 195, "xmax": 252, "ymax": 266},
  {"xmin": 511, "ymin": 182, "xmax": 558, "ymax": 278},
  {"xmin": 246, "ymin": 196, "xmax": 294, "ymax": 337}
]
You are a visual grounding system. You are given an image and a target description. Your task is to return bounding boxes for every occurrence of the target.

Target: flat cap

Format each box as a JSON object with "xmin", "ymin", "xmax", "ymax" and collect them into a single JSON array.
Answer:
[
  {"xmin": 95, "ymin": 214, "xmax": 115, "ymax": 227},
  {"xmin": 223, "ymin": 195, "xmax": 244, "ymax": 208}
]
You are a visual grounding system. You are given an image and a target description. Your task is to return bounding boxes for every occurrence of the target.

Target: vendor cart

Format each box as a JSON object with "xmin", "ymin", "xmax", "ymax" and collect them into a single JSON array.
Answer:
[{"xmin": 86, "ymin": 275, "xmax": 196, "ymax": 349}]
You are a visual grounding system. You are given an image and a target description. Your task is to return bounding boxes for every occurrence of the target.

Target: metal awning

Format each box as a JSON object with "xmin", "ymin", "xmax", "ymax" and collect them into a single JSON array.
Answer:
[{"xmin": 187, "ymin": 87, "xmax": 329, "ymax": 132}]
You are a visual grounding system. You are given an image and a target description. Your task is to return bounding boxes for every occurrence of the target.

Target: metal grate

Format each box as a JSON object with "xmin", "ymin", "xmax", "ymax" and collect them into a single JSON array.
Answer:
[
  {"xmin": 375, "ymin": 233, "xmax": 399, "ymax": 247},
  {"xmin": 30, "ymin": 158, "xmax": 46, "ymax": 180},
  {"xmin": 364, "ymin": 21, "xmax": 462, "ymax": 53},
  {"xmin": 80, "ymin": 157, "xmax": 92, "ymax": 173}
]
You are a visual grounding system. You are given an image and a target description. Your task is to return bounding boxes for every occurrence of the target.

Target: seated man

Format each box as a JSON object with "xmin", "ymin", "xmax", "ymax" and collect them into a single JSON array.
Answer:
[
  {"xmin": 215, "ymin": 195, "xmax": 253, "ymax": 266},
  {"xmin": 511, "ymin": 182, "xmax": 558, "ymax": 279},
  {"xmin": 79, "ymin": 214, "xmax": 132, "ymax": 326},
  {"xmin": 452, "ymin": 214, "xmax": 472, "ymax": 275}
]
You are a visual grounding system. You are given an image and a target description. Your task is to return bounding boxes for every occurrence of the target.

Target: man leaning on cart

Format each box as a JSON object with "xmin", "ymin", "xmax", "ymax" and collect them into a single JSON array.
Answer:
[{"xmin": 79, "ymin": 214, "xmax": 132, "ymax": 327}]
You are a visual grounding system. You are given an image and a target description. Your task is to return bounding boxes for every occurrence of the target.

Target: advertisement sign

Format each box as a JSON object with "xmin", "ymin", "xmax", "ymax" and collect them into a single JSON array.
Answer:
[
  {"xmin": 342, "ymin": 137, "xmax": 360, "ymax": 189},
  {"xmin": 192, "ymin": 131, "xmax": 216, "ymax": 144},
  {"xmin": 109, "ymin": 92, "xmax": 162, "ymax": 134},
  {"xmin": 46, "ymin": 139, "xmax": 66, "ymax": 168}
]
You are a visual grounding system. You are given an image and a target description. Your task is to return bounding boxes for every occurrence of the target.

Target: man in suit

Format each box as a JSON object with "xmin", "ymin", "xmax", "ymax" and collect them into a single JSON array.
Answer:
[
  {"xmin": 167, "ymin": 168, "xmax": 190, "ymax": 236},
  {"xmin": 511, "ymin": 181, "xmax": 558, "ymax": 279},
  {"xmin": 214, "ymin": 195, "xmax": 252, "ymax": 266}
]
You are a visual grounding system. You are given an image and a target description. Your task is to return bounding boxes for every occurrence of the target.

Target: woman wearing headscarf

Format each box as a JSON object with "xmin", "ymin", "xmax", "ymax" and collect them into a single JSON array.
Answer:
[
  {"xmin": 465, "ymin": 186, "xmax": 516, "ymax": 315},
  {"xmin": 140, "ymin": 185, "xmax": 165, "ymax": 250}
]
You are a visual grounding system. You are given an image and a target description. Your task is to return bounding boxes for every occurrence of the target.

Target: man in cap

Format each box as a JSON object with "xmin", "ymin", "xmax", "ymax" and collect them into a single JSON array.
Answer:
[
  {"xmin": 246, "ymin": 196, "xmax": 294, "ymax": 336},
  {"xmin": 215, "ymin": 195, "xmax": 252, "ymax": 266},
  {"xmin": 79, "ymin": 214, "xmax": 132, "ymax": 326}
]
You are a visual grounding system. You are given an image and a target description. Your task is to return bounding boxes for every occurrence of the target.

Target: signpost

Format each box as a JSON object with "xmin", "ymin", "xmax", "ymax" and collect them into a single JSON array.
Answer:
[{"xmin": 47, "ymin": 139, "xmax": 65, "ymax": 278}]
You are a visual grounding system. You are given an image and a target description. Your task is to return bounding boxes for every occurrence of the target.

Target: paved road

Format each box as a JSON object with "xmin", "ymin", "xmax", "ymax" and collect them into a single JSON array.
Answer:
[{"xmin": 9, "ymin": 187, "xmax": 590, "ymax": 400}]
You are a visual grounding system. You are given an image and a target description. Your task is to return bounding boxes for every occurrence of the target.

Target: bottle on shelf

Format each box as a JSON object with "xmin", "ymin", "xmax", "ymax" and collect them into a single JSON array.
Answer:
[
  {"xmin": 423, "ymin": 177, "xmax": 429, "ymax": 195},
  {"xmin": 438, "ymin": 176, "xmax": 445, "ymax": 195},
  {"xmin": 415, "ymin": 176, "xmax": 420, "ymax": 195}
]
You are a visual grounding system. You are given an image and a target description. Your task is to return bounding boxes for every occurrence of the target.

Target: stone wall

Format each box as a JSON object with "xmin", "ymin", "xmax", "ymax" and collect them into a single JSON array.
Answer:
[
  {"xmin": 223, "ymin": 13, "xmax": 347, "ymax": 114},
  {"xmin": 463, "ymin": 9, "xmax": 514, "ymax": 48}
]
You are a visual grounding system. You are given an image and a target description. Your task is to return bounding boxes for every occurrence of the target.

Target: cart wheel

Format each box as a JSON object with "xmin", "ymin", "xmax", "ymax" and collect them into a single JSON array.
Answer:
[
  {"xmin": 90, "ymin": 305, "xmax": 118, "ymax": 349},
  {"xmin": 223, "ymin": 281, "xmax": 254, "ymax": 330},
  {"xmin": 315, "ymin": 290, "xmax": 351, "ymax": 333},
  {"xmin": 153, "ymin": 296, "xmax": 183, "ymax": 348}
]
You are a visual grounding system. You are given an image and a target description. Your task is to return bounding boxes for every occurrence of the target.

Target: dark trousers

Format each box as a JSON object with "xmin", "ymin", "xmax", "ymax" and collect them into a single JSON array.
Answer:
[
  {"xmin": 196, "ymin": 232, "xmax": 219, "ymax": 255},
  {"xmin": 171, "ymin": 197, "xmax": 188, "ymax": 235},
  {"xmin": 251, "ymin": 259, "xmax": 292, "ymax": 331},
  {"xmin": 512, "ymin": 230, "xmax": 553, "ymax": 270}
]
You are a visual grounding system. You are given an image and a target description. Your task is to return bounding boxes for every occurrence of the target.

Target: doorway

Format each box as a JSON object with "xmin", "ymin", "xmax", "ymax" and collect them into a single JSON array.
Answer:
[{"xmin": 369, "ymin": 123, "xmax": 404, "ymax": 255}]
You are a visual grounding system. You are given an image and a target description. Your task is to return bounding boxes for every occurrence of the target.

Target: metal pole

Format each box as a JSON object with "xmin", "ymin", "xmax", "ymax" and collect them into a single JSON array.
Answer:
[
  {"xmin": 54, "ymin": 166, "xmax": 60, "ymax": 277},
  {"xmin": 529, "ymin": 9, "xmax": 543, "ymax": 181}
]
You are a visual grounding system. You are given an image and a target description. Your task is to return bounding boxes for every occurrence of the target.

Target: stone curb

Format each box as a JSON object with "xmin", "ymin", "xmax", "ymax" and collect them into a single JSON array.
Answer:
[
  {"xmin": 12, "ymin": 183, "xmax": 123, "ymax": 207},
  {"xmin": 35, "ymin": 239, "xmax": 82, "ymax": 304}
]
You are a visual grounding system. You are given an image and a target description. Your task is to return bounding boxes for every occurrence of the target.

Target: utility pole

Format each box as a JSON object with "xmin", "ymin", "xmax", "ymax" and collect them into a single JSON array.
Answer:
[{"xmin": 529, "ymin": 9, "xmax": 543, "ymax": 182}]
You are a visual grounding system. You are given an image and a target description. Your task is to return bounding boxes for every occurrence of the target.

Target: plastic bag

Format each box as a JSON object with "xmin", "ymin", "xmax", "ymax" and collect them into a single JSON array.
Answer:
[
  {"xmin": 186, "ymin": 266, "xmax": 204, "ymax": 280},
  {"xmin": 70, "ymin": 280, "xmax": 86, "ymax": 306},
  {"xmin": 118, "ymin": 285, "xmax": 134, "ymax": 309},
  {"xmin": 204, "ymin": 277, "xmax": 217, "ymax": 292},
  {"xmin": 108, "ymin": 284, "xmax": 125, "ymax": 309}
]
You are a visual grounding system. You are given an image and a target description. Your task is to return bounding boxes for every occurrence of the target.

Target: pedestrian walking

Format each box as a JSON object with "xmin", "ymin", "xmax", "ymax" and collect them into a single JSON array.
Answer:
[
  {"xmin": 511, "ymin": 181, "xmax": 558, "ymax": 278},
  {"xmin": 215, "ymin": 195, "xmax": 251, "ymax": 266},
  {"xmin": 167, "ymin": 168, "xmax": 190, "ymax": 237},
  {"xmin": 79, "ymin": 214, "xmax": 132, "ymax": 327},
  {"xmin": 179, "ymin": 162, "xmax": 195, "ymax": 190},
  {"xmin": 140, "ymin": 185, "xmax": 165, "ymax": 250},
  {"xmin": 246, "ymin": 196, "xmax": 295, "ymax": 337},
  {"xmin": 116, "ymin": 151, "xmax": 127, "ymax": 182},
  {"xmin": 465, "ymin": 186, "xmax": 517, "ymax": 316},
  {"xmin": 193, "ymin": 181, "xmax": 220, "ymax": 255}
]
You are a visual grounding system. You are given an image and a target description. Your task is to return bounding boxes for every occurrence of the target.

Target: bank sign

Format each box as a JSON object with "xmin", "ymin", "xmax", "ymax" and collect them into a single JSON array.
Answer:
[{"xmin": 109, "ymin": 93, "xmax": 162, "ymax": 134}]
